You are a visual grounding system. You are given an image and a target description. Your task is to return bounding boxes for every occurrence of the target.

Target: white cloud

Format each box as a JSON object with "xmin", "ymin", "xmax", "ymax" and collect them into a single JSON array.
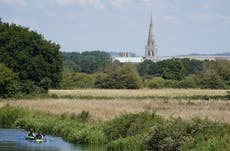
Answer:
[
  {"xmin": 0, "ymin": 0, "xmax": 26, "ymax": 6},
  {"xmin": 55, "ymin": 0, "xmax": 105, "ymax": 9}
]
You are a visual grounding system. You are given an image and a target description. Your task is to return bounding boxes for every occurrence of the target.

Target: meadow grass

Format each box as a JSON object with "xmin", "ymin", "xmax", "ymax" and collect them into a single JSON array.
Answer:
[
  {"xmin": 1, "ymin": 89, "xmax": 230, "ymax": 122},
  {"xmin": 49, "ymin": 89, "xmax": 228, "ymax": 97},
  {"xmin": 7, "ymin": 98, "xmax": 230, "ymax": 123}
]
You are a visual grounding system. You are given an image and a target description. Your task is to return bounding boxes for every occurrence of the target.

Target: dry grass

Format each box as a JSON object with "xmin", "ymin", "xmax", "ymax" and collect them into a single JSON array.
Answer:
[
  {"xmin": 49, "ymin": 89, "xmax": 228, "ymax": 97},
  {"xmin": 2, "ymin": 89, "xmax": 229, "ymax": 123},
  {"xmin": 8, "ymin": 98, "xmax": 230, "ymax": 123},
  {"xmin": 0, "ymin": 102, "xmax": 6, "ymax": 108}
]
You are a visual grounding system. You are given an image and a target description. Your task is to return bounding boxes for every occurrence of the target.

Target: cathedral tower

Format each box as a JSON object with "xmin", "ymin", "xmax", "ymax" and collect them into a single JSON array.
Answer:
[{"xmin": 145, "ymin": 15, "xmax": 158, "ymax": 62}]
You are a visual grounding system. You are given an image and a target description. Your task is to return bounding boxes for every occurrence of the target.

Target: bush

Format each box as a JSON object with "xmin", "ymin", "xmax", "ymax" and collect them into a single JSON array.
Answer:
[
  {"xmin": 177, "ymin": 76, "xmax": 198, "ymax": 88},
  {"xmin": 107, "ymin": 135, "xmax": 145, "ymax": 151},
  {"xmin": 0, "ymin": 64, "xmax": 19, "ymax": 98},
  {"xmin": 95, "ymin": 64, "xmax": 143, "ymax": 89},
  {"xmin": 0, "ymin": 106, "xmax": 27, "ymax": 127},
  {"xmin": 148, "ymin": 77, "xmax": 178, "ymax": 89},
  {"xmin": 146, "ymin": 118, "xmax": 229, "ymax": 151},
  {"xmin": 148, "ymin": 77, "xmax": 165, "ymax": 89},
  {"xmin": 104, "ymin": 112, "xmax": 163, "ymax": 141},
  {"xmin": 60, "ymin": 72, "xmax": 96, "ymax": 89},
  {"xmin": 146, "ymin": 118, "xmax": 190, "ymax": 151},
  {"xmin": 199, "ymin": 74, "xmax": 226, "ymax": 89}
]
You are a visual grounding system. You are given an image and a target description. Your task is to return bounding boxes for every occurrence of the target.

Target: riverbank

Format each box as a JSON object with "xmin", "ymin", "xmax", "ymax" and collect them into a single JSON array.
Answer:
[{"xmin": 0, "ymin": 105, "xmax": 229, "ymax": 151}]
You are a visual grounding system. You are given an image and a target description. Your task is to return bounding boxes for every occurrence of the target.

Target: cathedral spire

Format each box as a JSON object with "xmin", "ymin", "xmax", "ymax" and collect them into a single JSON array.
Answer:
[{"xmin": 145, "ymin": 14, "xmax": 158, "ymax": 62}]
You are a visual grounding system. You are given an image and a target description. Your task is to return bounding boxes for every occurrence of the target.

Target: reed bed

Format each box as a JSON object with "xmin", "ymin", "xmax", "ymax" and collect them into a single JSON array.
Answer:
[
  {"xmin": 49, "ymin": 89, "xmax": 228, "ymax": 97},
  {"xmin": 8, "ymin": 98, "xmax": 230, "ymax": 123}
]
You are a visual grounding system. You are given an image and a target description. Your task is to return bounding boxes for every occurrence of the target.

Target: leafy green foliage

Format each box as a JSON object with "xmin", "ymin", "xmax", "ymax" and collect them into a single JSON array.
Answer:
[
  {"xmin": 162, "ymin": 60, "xmax": 185, "ymax": 80},
  {"xmin": 62, "ymin": 51, "xmax": 111, "ymax": 73},
  {"xmin": 138, "ymin": 58, "xmax": 209, "ymax": 78},
  {"xmin": 146, "ymin": 118, "xmax": 230, "ymax": 151},
  {"xmin": 95, "ymin": 64, "xmax": 143, "ymax": 89},
  {"xmin": 60, "ymin": 72, "xmax": 96, "ymax": 89},
  {"xmin": 107, "ymin": 135, "xmax": 145, "ymax": 151},
  {"xmin": 199, "ymin": 73, "xmax": 226, "ymax": 89},
  {"xmin": 0, "ymin": 64, "xmax": 19, "ymax": 98},
  {"xmin": 0, "ymin": 21, "xmax": 62, "ymax": 94},
  {"xmin": 104, "ymin": 112, "xmax": 163, "ymax": 141}
]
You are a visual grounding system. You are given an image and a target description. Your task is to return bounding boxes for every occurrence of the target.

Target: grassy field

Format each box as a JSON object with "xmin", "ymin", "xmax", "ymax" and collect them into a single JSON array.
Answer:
[
  {"xmin": 49, "ymin": 89, "xmax": 228, "ymax": 97},
  {"xmin": 3, "ymin": 89, "xmax": 230, "ymax": 123}
]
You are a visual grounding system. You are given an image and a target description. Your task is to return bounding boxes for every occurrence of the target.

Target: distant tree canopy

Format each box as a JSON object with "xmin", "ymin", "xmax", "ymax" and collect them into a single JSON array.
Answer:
[
  {"xmin": 0, "ymin": 20, "xmax": 62, "ymax": 95},
  {"xmin": 137, "ymin": 58, "xmax": 211, "ymax": 78},
  {"xmin": 62, "ymin": 51, "xmax": 111, "ymax": 73},
  {"xmin": 95, "ymin": 64, "xmax": 143, "ymax": 89}
]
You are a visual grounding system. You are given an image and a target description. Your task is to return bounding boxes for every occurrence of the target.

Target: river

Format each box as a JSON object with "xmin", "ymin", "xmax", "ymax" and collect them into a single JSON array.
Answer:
[{"xmin": 0, "ymin": 129, "xmax": 104, "ymax": 151}]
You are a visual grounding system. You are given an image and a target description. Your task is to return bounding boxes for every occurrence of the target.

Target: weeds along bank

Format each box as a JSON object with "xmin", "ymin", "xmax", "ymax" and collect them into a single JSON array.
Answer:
[{"xmin": 0, "ymin": 106, "xmax": 229, "ymax": 151}]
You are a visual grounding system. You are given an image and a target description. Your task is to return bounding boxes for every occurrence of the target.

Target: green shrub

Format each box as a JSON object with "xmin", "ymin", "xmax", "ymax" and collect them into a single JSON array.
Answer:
[
  {"xmin": 146, "ymin": 118, "xmax": 190, "ymax": 151},
  {"xmin": 60, "ymin": 72, "xmax": 96, "ymax": 89},
  {"xmin": 146, "ymin": 118, "xmax": 230, "ymax": 151},
  {"xmin": 95, "ymin": 64, "xmax": 143, "ymax": 89},
  {"xmin": 177, "ymin": 76, "xmax": 198, "ymax": 88},
  {"xmin": 0, "ymin": 64, "xmax": 19, "ymax": 98},
  {"xmin": 0, "ymin": 106, "xmax": 26, "ymax": 127},
  {"xmin": 104, "ymin": 112, "xmax": 163, "ymax": 141},
  {"xmin": 199, "ymin": 74, "xmax": 226, "ymax": 89},
  {"xmin": 107, "ymin": 135, "xmax": 145, "ymax": 151},
  {"xmin": 148, "ymin": 77, "xmax": 165, "ymax": 89}
]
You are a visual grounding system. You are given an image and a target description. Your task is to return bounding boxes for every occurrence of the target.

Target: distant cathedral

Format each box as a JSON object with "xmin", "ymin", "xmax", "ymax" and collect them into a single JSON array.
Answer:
[{"xmin": 145, "ymin": 15, "xmax": 158, "ymax": 62}]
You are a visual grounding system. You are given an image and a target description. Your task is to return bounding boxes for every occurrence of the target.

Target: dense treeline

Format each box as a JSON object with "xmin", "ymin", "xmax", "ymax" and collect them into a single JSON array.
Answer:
[
  {"xmin": 62, "ymin": 52, "xmax": 230, "ymax": 89},
  {"xmin": 139, "ymin": 59, "xmax": 230, "ymax": 89},
  {"xmin": 0, "ymin": 20, "xmax": 62, "ymax": 97},
  {"xmin": 62, "ymin": 51, "xmax": 110, "ymax": 73}
]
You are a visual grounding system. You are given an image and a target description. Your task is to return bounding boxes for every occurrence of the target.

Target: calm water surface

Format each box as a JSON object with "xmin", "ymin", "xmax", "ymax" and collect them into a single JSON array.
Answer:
[{"xmin": 0, "ymin": 129, "xmax": 104, "ymax": 151}]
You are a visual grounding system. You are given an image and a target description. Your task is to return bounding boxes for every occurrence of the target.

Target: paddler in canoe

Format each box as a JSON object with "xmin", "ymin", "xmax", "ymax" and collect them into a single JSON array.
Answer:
[
  {"xmin": 35, "ymin": 131, "xmax": 44, "ymax": 139},
  {"xmin": 35, "ymin": 131, "xmax": 45, "ymax": 142},
  {"xmin": 25, "ymin": 128, "xmax": 35, "ymax": 140}
]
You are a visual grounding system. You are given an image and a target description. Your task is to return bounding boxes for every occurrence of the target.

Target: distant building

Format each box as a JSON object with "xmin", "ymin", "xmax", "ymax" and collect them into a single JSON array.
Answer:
[
  {"xmin": 112, "ymin": 56, "xmax": 144, "ymax": 64},
  {"xmin": 119, "ymin": 52, "xmax": 132, "ymax": 57},
  {"xmin": 112, "ymin": 15, "xmax": 158, "ymax": 64},
  {"xmin": 145, "ymin": 15, "xmax": 158, "ymax": 62}
]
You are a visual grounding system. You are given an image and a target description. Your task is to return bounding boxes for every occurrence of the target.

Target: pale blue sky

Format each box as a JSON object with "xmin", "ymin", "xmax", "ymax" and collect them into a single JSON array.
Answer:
[{"xmin": 1, "ymin": 0, "xmax": 230, "ymax": 56}]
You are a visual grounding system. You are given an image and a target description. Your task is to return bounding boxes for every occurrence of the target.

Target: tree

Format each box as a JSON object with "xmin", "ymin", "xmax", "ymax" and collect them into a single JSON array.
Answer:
[
  {"xmin": 213, "ymin": 60, "xmax": 230, "ymax": 87},
  {"xmin": 0, "ymin": 64, "xmax": 19, "ymax": 98},
  {"xmin": 0, "ymin": 21, "xmax": 62, "ymax": 93},
  {"xmin": 95, "ymin": 64, "xmax": 142, "ymax": 89},
  {"xmin": 162, "ymin": 60, "xmax": 185, "ymax": 80},
  {"xmin": 62, "ymin": 51, "xmax": 111, "ymax": 73},
  {"xmin": 199, "ymin": 73, "xmax": 226, "ymax": 89}
]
